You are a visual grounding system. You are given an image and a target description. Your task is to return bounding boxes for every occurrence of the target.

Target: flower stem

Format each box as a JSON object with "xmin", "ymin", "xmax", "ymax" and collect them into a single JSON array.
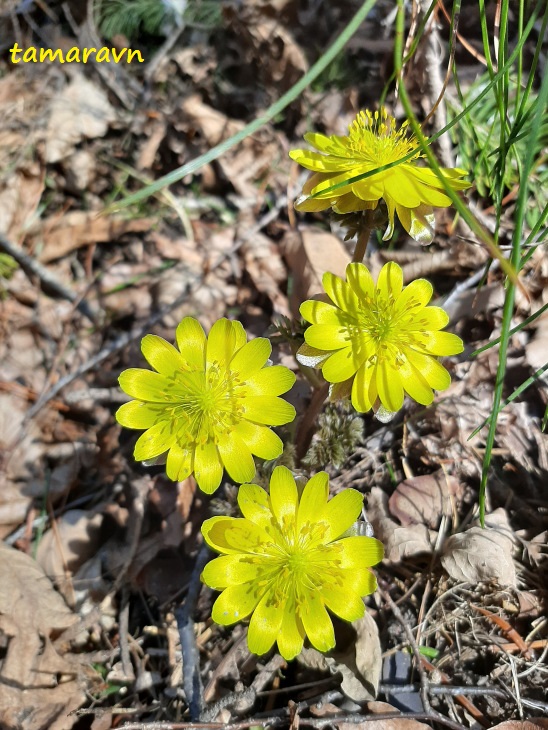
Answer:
[
  {"xmin": 296, "ymin": 381, "xmax": 329, "ymax": 463},
  {"xmin": 351, "ymin": 209, "xmax": 375, "ymax": 263}
]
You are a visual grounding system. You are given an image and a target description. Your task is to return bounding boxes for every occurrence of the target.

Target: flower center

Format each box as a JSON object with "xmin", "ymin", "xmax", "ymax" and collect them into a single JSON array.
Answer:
[
  {"xmin": 167, "ymin": 363, "xmax": 244, "ymax": 444},
  {"xmin": 347, "ymin": 108, "xmax": 420, "ymax": 167}
]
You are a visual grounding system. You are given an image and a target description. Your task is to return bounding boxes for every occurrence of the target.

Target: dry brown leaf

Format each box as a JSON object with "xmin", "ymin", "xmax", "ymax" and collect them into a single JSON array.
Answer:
[
  {"xmin": 241, "ymin": 231, "xmax": 290, "ymax": 317},
  {"xmin": 27, "ymin": 211, "xmax": 153, "ymax": 263},
  {"xmin": 388, "ymin": 470, "xmax": 461, "ymax": 529},
  {"xmin": 179, "ymin": 95, "xmax": 280, "ymax": 199},
  {"xmin": 0, "ymin": 164, "xmax": 44, "ymax": 240},
  {"xmin": 298, "ymin": 612, "xmax": 381, "ymax": 702},
  {"xmin": 36, "ymin": 509, "xmax": 104, "ymax": 588},
  {"xmin": 441, "ymin": 508, "xmax": 517, "ymax": 586},
  {"xmin": 224, "ymin": 5, "xmax": 308, "ymax": 92},
  {"xmin": 281, "ymin": 228, "xmax": 351, "ymax": 315},
  {"xmin": 0, "ymin": 543, "xmax": 85, "ymax": 729},
  {"xmin": 490, "ymin": 722, "xmax": 548, "ymax": 729},
  {"xmin": 367, "ymin": 487, "xmax": 436, "ymax": 562},
  {"xmin": 525, "ymin": 311, "xmax": 548, "ymax": 379},
  {"xmin": 45, "ymin": 73, "xmax": 116, "ymax": 163}
]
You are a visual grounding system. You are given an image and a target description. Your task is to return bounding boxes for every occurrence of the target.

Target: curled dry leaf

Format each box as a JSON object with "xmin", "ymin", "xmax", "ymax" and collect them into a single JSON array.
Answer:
[
  {"xmin": 441, "ymin": 508, "xmax": 517, "ymax": 586},
  {"xmin": 388, "ymin": 470, "xmax": 462, "ymax": 529},
  {"xmin": 367, "ymin": 487, "xmax": 436, "ymax": 562},
  {"xmin": 45, "ymin": 73, "xmax": 116, "ymax": 163}
]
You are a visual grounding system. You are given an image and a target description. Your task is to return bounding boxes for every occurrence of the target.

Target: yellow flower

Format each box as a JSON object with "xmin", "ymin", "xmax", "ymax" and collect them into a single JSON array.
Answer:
[
  {"xmin": 289, "ymin": 107, "xmax": 471, "ymax": 244},
  {"xmin": 201, "ymin": 466, "xmax": 383, "ymax": 660},
  {"xmin": 116, "ymin": 317, "xmax": 296, "ymax": 494},
  {"xmin": 297, "ymin": 262, "xmax": 463, "ymax": 414}
]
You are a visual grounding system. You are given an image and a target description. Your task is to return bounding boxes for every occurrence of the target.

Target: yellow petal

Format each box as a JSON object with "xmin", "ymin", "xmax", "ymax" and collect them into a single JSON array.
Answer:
[
  {"xmin": 303, "ymin": 131, "xmax": 348, "ymax": 154},
  {"xmin": 300, "ymin": 300, "xmax": 341, "ymax": 326},
  {"xmin": 376, "ymin": 359, "xmax": 404, "ymax": 412},
  {"xmin": 204, "ymin": 517, "xmax": 272, "ymax": 557},
  {"xmin": 245, "ymin": 365, "xmax": 296, "ymax": 397},
  {"xmin": 277, "ymin": 594, "xmax": 305, "ymax": 660},
  {"xmin": 297, "ymin": 472, "xmax": 329, "ymax": 532},
  {"xmin": 202, "ymin": 516, "xmax": 238, "ymax": 554},
  {"xmin": 417, "ymin": 331, "xmax": 464, "ymax": 356},
  {"xmin": 338, "ymin": 536, "xmax": 384, "ymax": 569},
  {"xmin": 289, "ymin": 148, "xmax": 354, "ymax": 172},
  {"xmin": 294, "ymin": 195, "xmax": 332, "ymax": 212},
  {"xmin": 350, "ymin": 176, "xmax": 385, "ymax": 201},
  {"xmin": 332, "ymin": 193, "xmax": 377, "ymax": 213},
  {"xmin": 115, "ymin": 400, "xmax": 162, "ymax": 429},
  {"xmin": 166, "ymin": 443, "xmax": 193, "ymax": 482},
  {"xmin": 396, "ymin": 279, "xmax": 433, "ymax": 313},
  {"xmin": 269, "ymin": 466, "xmax": 298, "ymax": 526},
  {"xmin": 396, "ymin": 204, "xmax": 435, "ymax": 244},
  {"xmin": 377, "ymin": 261, "xmax": 403, "ymax": 300},
  {"xmin": 133, "ymin": 421, "xmax": 174, "ymax": 460},
  {"xmin": 300, "ymin": 591, "xmax": 335, "ymax": 653},
  {"xmin": 118, "ymin": 368, "xmax": 173, "ymax": 401},
  {"xmin": 322, "ymin": 488, "xmax": 363, "ymax": 542},
  {"xmin": 176, "ymin": 317, "xmax": 206, "ymax": 369},
  {"xmin": 351, "ymin": 362, "xmax": 377, "ymax": 413},
  {"xmin": 304, "ymin": 324, "xmax": 349, "ymax": 351},
  {"xmin": 233, "ymin": 420, "xmax": 284, "ymax": 460},
  {"xmin": 202, "ymin": 555, "xmax": 259, "ymax": 589},
  {"xmin": 230, "ymin": 337, "xmax": 271, "ymax": 379},
  {"xmin": 242, "ymin": 396, "xmax": 296, "ymax": 426},
  {"xmin": 398, "ymin": 356, "xmax": 435, "ymax": 405},
  {"xmin": 206, "ymin": 319, "xmax": 242, "ymax": 368},
  {"xmin": 141, "ymin": 334, "xmax": 184, "ymax": 376},
  {"xmin": 218, "ymin": 432, "xmax": 256, "ymax": 485},
  {"xmin": 322, "ymin": 345, "xmax": 365, "ymax": 383},
  {"xmin": 346, "ymin": 262, "xmax": 375, "ymax": 301},
  {"xmin": 413, "ymin": 306, "xmax": 450, "ymax": 331},
  {"xmin": 247, "ymin": 589, "xmax": 285, "ymax": 656},
  {"xmin": 321, "ymin": 587, "xmax": 365, "ymax": 622},
  {"xmin": 384, "ymin": 169, "xmax": 425, "ymax": 208},
  {"xmin": 194, "ymin": 440, "xmax": 223, "ymax": 494},
  {"xmin": 212, "ymin": 582, "xmax": 262, "ymax": 625},
  {"xmin": 405, "ymin": 349, "xmax": 452, "ymax": 390},
  {"xmin": 237, "ymin": 482, "xmax": 274, "ymax": 529},
  {"xmin": 322, "ymin": 271, "xmax": 361, "ymax": 314}
]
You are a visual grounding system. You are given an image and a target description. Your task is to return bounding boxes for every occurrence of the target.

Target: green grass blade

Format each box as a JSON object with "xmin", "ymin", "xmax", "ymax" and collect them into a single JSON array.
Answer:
[
  {"xmin": 477, "ymin": 41, "xmax": 548, "ymax": 525},
  {"xmin": 470, "ymin": 302, "xmax": 548, "ymax": 358},
  {"xmin": 469, "ymin": 362, "xmax": 548, "ymax": 439}
]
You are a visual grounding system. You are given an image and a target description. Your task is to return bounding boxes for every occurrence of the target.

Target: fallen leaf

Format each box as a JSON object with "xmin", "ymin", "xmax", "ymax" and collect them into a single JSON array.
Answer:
[
  {"xmin": 388, "ymin": 470, "xmax": 462, "ymax": 529},
  {"xmin": 367, "ymin": 487, "xmax": 436, "ymax": 562},
  {"xmin": 441, "ymin": 508, "xmax": 517, "ymax": 586},
  {"xmin": 490, "ymin": 722, "xmax": 548, "ymax": 729},
  {"xmin": 45, "ymin": 73, "xmax": 116, "ymax": 163},
  {"xmin": 298, "ymin": 612, "xmax": 382, "ymax": 702},
  {"xmin": 0, "ymin": 543, "xmax": 85, "ymax": 729},
  {"xmin": 26, "ymin": 211, "xmax": 153, "ymax": 263},
  {"xmin": 36, "ymin": 509, "xmax": 104, "ymax": 594},
  {"xmin": 281, "ymin": 228, "xmax": 351, "ymax": 315}
]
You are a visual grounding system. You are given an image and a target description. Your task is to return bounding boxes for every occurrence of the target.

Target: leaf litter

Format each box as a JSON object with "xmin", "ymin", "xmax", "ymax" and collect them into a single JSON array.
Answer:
[{"xmin": 0, "ymin": 1, "xmax": 547, "ymax": 729}]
